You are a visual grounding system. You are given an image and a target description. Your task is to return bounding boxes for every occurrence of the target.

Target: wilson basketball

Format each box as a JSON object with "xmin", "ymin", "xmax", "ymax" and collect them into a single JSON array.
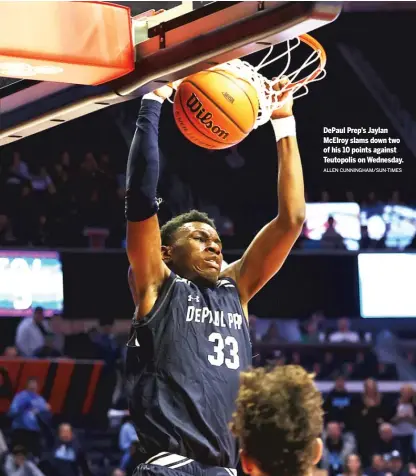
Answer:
[{"xmin": 173, "ymin": 69, "xmax": 259, "ymax": 150}]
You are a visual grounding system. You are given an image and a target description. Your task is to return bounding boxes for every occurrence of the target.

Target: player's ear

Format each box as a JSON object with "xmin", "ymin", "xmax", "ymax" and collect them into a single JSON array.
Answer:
[
  {"xmin": 161, "ymin": 245, "xmax": 172, "ymax": 263},
  {"xmin": 312, "ymin": 437, "xmax": 323, "ymax": 465},
  {"xmin": 240, "ymin": 449, "xmax": 255, "ymax": 475}
]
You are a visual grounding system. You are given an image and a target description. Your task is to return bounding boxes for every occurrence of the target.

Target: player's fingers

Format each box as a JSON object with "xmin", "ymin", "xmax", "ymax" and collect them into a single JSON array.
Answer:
[
  {"xmin": 278, "ymin": 76, "xmax": 290, "ymax": 89},
  {"xmin": 170, "ymin": 79, "xmax": 183, "ymax": 90},
  {"xmin": 271, "ymin": 76, "xmax": 290, "ymax": 94}
]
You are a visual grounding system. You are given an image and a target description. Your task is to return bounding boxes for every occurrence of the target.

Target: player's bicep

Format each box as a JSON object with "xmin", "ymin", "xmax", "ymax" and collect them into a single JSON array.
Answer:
[
  {"xmin": 127, "ymin": 215, "xmax": 169, "ymax": 294},
  {"xmin": 232, "ymin": 218, "xmax": 301, "ymax": 304}
]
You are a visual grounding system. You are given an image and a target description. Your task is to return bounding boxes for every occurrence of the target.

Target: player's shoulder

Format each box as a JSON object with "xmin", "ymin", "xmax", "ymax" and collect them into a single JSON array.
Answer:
[
  {"xmin": 219, "ymin": 259, "xmax": 240, "ymax": 283},
  {"xmin": 215, "ymin": 277, "xmax": 237, "ymax": 288}
]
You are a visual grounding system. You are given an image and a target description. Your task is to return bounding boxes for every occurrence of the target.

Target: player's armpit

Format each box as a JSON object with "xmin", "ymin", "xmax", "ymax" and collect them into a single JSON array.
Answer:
[
  {"xmin": 232, "ymin": 216, "xmax": 303, "ymax": 305},
  {"xmin": 127, "ymin": 215, "xmax": 170, "ymax": 317}
]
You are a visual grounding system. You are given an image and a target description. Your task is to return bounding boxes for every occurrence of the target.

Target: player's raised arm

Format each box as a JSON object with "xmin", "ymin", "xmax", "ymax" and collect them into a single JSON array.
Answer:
[
  {"xmin": 226, "ymin": 78, "xmax": 305, "ymax": 305},
  {"xmin": 125, "ymin": 86, "xmax": 172, "ymax": 316}
]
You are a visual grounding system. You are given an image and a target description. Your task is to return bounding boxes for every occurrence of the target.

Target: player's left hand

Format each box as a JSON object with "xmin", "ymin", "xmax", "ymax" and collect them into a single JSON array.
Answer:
[
  {"xmin": 270, "ymin": 77, "xmax": 294, "ymax": 119},
  {"xmin": 154, "ymin": 84, "xmax": 173, "ymax": 99}
]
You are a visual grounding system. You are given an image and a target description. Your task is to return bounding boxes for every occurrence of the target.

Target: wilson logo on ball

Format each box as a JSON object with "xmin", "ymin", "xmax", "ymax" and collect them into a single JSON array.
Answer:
[{"xmin": 186, "ymin": 93, "xmax": 229, "ymax": 140}]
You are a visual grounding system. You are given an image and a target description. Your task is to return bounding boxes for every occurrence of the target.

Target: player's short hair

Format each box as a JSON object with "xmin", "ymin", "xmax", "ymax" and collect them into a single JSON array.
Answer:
[
  {"xmin": 160, "ymin": 210, "xmax": 216, "ymax": 246},
  {"xmin": 230, "ymin": 365, "xmax": 323, "ymax": 476}
]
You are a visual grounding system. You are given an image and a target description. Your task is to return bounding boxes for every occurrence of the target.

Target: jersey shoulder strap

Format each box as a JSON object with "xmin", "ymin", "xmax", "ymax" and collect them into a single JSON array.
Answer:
[{"xmin": 131, "ymin": 271, "xmax": 178, "ymax": 329}]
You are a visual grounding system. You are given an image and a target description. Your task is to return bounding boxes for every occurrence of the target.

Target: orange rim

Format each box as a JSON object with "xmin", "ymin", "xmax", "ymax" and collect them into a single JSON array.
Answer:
[{"xmin": 289, "ymin": 33, "xmax": 327, "ymax": 87}]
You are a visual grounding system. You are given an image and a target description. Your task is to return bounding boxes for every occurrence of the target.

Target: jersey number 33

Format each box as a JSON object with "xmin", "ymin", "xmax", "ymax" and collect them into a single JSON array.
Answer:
[{"xmin": 208, "ymin": 332, "xmax": 240, "ymax": 370}]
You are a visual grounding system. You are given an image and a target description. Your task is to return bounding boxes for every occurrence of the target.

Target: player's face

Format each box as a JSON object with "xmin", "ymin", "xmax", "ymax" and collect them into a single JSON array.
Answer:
[{"xmin": 166, "ymin": 222, "xmax": 223, "ymax": 285}]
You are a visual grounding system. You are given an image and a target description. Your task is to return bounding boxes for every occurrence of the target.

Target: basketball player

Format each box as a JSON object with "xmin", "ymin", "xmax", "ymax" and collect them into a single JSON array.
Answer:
[
  {"xmin": 231, "ymin": 365, "xmax": 324, "ymax": 476},
  {"xmin": 125, "ymin": 78, "xmax": 305, "ymax": 476}
]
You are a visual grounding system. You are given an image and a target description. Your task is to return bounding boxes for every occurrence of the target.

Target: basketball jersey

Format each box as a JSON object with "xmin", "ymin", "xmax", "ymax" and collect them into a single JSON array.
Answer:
[{"xmin": 126, "ymin": 271, "xmax": 252, "ymax": 469}]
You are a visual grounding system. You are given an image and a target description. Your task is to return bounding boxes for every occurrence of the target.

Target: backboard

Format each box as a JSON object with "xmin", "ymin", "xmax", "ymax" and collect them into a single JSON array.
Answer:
[{"xmin": 0, "ymin": 1, "xmax": 341, "ymax": 146}]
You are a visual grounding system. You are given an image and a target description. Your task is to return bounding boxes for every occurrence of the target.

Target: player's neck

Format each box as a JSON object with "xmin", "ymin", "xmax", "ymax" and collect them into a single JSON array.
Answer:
[
  {"xmin": 250, "ymin": 468, "xmax": 314, "ymax": 476},
  {"xmin": 169, "ymin": 264, "xmax": 217, "ymax": 288}
]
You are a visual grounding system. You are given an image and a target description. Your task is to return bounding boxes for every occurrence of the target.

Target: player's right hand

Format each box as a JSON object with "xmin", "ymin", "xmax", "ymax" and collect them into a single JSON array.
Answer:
[
  {"xmin": 154, "ymin": 85, "xmax": 173, "ymax": 99},
  {"xmin": 271, "ymin": 77, "xmax": 293, "ymax": 119}
]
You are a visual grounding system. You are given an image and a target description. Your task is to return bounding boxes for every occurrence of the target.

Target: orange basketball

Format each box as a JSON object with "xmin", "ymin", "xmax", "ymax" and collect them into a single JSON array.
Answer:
[{"xmin": 173, "ymin": 69, "xmax": 259, "ymax": 150}]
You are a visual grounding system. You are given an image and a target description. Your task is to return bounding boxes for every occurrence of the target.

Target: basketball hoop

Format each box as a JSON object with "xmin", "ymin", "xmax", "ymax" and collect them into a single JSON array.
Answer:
[{"xmin": 209, "ymin": 33, "xmax": 327, "ymax": 128}]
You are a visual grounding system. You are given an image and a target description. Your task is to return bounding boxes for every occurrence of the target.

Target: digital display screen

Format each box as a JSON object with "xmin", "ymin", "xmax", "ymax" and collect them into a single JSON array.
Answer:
[
  {"xmin": 304, "ymin": 202, "xmax": 361, "ymax": 250},
  {"xmin": 360, "ymin": 205, "xmax": 416, "ymax": 250},
  {"xmin": 358, "ymin": 253, "xmax": 416, "ymax": 318},
  {"xmin": 0, "ymin": 250, "xmax": 63, "ymax": 317}
]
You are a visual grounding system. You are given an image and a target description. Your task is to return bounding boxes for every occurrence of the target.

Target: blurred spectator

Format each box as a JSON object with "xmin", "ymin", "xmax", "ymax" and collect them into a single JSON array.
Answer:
[
  {"xmin": 8, "ymin": 377, "xmax": 51, "ymax": 458},
  {"xmin": 11, "ymin": 152, "xmax": 30, "ymax": 180},
  {"xmin": 42, "ymin": 423, "xmax": 92, "ymax": 476},
  {"xmin": 33, "ymin": 336, "xmax": 63, "ymax": 359},
  {"xmin": 0, "ymin": 367, "xmax": 13, "ymax": 399},
  {"xmin": 354, "ymin": 379, "xmax": 386, "ymax": 466},
  {"xmin": 302, "ymin": 320, "xmax": 322, "ymax": 344},
  {"xmin": 291, "ymin": 351, "xmax": 302, "ymax": 366},
  {"xmin": 30, "ymin": 166, "xmax": 56, "ymax": 195},
  {"xmin": 342, "ymin": 363, "xmax": 355, "ymax": 381},
  {"xmin": 321, "ymin": 421, "xmax": 356, "ymax": 476},
  {"xmin": 385, "ymin": 450, "xmax": 404, "ymax": 476},
  {"xmin": 248, "ymin": 315, "xmax": 258, "ymax": 345},
  {"xmin": 378, "ymin": 363, "xmax": 399, "ymax": 381},
  {"xmin": 2, "ymin": 444, "xmax": 45, "ymax": 476},
  {"xmin": 366, "ymin": 454, "xmax": 386, "ymax": 476},
  {"xmin": 405, "ymin": 352, "xmax": 416, "ymax": 369},
  {"xmin": 59, "ymin": 151, "xmax": 72, "ymax": 172},
  {"xmin": 310, "ymin": 310, "xmax": 326, "ymax": 331},
  {"xmin": 0, "ymin": 214, "xmax": 16, "ymax": 245},
  {"xmin": 312, "ymin": 362, "xmax": 323, "ymax": 380},
  {"xmin": 351, "ymin": 352, "xmax": 370, "ymax": 380},
  {"xmin": 324, "ymin": 376, "xmax": 354, "ymax": 429},
  {"xmin": 339, "ymin": 453, "xmax": 365, "ymax": 476},
  {"xmin": 322, "ymin": 352, "xmax": 337, "ymax": 379},
  {"xmin": 321, "ymin": 191, "xmax": 331, "ymax": 202},
  {"xmin": 389, "ymin": 191, "xmax": 404, "ymax": 206},
  {"xmin": 321, "ymin": 215, "xmax": 346, "ymax": 250},
  {"xmin": 261, "ymin": 321, "xmax": 285, "ymax": 345},
  {"xmin": 119, "ymin": 441, "xmax": 140, "ymax": 476},
  {"xmin": 90, "ymin": 319, "xmax": 121, "ymax": 367},
  {"xmin": 375, "ymin": 423, "xmax": 402, "ymax": 458},
  {"xmin": 0, "ymin": 429, "xmax": 7, "ymax": 457},
  {"xmin": 362, "ymin": 192, "xmax": 381, "ymax": 208},
  {"xmin": 15, "ymin": 308, "xmax": 52, "ymax": 357},
  {"xmin": 119, "ymin": 415, "xmax": 138, "ymax": 459},
  {"xmin": 48, "ymin": 316, "xmax": 65, "ymax": 355},
  {"xmin": 329, "ymin": 318, "xmax": 360, "ymax": 344},
  {"xmin": 112, "ymin": 469, "xmax": 125, "ymax": 476},
  {"xmin": 345, "ymin": 191, "xmax": 356, "ymax": 202},
  {"xmin": 3, "ymin": 347, "xmax": 18, "ymax": 358},
  {"xmin": 391, "ymin": 385, "xmax": 416, "ymax": 463}
]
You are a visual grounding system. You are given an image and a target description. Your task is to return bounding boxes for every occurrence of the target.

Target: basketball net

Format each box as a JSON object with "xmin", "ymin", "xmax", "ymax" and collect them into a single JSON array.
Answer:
[
  {"xmin": 170, "ymin": 34, "xmax": 326, "ymax": 130},
  {"xmin": 210, "ymin": 34, "xmax": 327, "ymax": 128}
]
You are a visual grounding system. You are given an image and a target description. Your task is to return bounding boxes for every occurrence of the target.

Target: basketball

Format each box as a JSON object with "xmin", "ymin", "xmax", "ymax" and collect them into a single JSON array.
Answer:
[{"xmin": 173, "ymin": 69, "xmax": 259, "ymax": 150}]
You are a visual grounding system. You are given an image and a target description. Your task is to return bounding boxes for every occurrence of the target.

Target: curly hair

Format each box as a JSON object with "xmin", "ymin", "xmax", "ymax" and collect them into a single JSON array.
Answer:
[
  {"xmin": 160, "ymin": 210, "xmax": 216, "ymax": 246},
  {"xmin": 230, "ymin": 365, "xmax": 323, "ymax": 476}
]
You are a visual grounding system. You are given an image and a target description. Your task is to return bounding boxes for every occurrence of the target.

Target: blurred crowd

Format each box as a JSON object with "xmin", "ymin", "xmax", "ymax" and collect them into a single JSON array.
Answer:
[
  {"xmin": 1, "ymin": 308, "xmax": 416, "ymax": 475},
  {"xmin": 0, "ymin": 150, "xmax": 415, "ymax": 250},
  {"xmin": 0, "ymin": 150, "xmax": 125, "ymax": 248}
]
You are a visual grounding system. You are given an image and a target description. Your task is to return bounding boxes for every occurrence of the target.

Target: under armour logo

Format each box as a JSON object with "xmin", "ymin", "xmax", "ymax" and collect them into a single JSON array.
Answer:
[{"xmin": 188, "ymin": 295, "xmax": 200, "ymax": 302}]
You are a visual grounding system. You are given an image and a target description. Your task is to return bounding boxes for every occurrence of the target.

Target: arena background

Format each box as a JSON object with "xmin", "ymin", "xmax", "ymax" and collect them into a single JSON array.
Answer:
[{"xmin": 0, "ymin": 2, "xmax": 416, "ymax": 476}]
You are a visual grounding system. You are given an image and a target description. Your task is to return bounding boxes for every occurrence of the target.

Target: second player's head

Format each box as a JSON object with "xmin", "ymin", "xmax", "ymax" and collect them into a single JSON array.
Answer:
[
  {"xmin": 231, "ymin": 365, "xmax": 323, "ymax": 476},
  {"xmin": 161, "ymin": 210, "xmax": 222, "ymax": 285}
]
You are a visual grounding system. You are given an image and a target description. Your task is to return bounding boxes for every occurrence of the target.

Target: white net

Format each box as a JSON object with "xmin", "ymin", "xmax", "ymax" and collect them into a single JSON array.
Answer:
[{"xmin": 209, "ymin": 36, "xmax": 327, "ymax": 128}]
